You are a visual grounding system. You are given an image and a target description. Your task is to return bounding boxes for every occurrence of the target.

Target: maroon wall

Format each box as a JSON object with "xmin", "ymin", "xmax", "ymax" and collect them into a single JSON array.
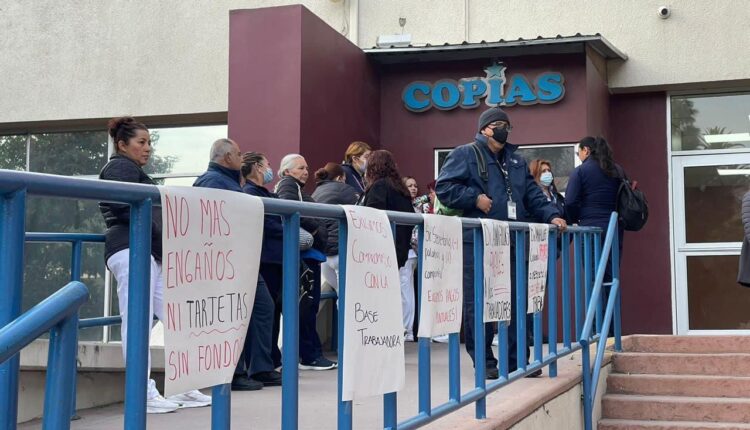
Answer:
[
  {"xmin": 586, "ymin": 54, "xmax": 610, "ymax": 137},
  {"xmin": 299, "ymin": 8, "xmax": 380, "ymax": 189},
  {"xmin": 609, "ymin": 93, "xmax": 672, "ymax": 334},
  {"xmin": 228, "ymin": 6, "xmax": 379, "ymax": 191},
  {"xmin": 378, "ymin": 54, "xmax": 588, "ymax": 190}
]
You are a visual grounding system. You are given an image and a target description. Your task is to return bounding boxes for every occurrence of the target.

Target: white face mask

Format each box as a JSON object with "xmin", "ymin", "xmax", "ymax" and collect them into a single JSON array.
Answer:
[{"xmin": 540, "ymin": 171, "xmax": 554, "ymax": 187}]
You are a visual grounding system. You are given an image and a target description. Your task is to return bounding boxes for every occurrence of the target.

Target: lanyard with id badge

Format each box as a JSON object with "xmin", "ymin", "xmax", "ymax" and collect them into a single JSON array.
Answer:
[{"xmin": 499, "ymin": 160, "xmax": 516, "ymax": 220}]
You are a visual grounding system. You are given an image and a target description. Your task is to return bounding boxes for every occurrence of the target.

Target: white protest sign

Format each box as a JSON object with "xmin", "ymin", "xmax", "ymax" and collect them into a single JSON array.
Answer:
[
  {"xmin": 159, "ymin": 186, "xmax": 263, "ymax": 396},
  {"xmin": 417, "ymin": 214, "xmax": 463, "ymax": 338},
  {"xmin": 342, "ymin": 205, "xmax": 405, "ymax": 401},
  {"xmin": 481, "ymin": 219, "xmax": 512, "ymax": 323},
  {"xmin": 527, "ymin": 223, "xmax": 550, "ymax": 314}
]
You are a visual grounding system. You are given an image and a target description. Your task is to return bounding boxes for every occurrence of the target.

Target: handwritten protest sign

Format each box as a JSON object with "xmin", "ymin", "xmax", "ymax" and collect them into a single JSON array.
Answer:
[
  {"xmin": 159, "ymin": 186, "xmax": 263, "ymax": 396},
  {"xmin": 527, "ymin": 223, "xmax": 550, "ymax": 314},
  {"xmin": 342, "ymin": 205, "xmax": 405, "ymax": 401},
  {"xmin": 417, "ymin": 214, "xmax": 463, "ymax": 338},
  {"xmin": 481, "ymin": 219, "xmax": 512, "ymax": 323}
]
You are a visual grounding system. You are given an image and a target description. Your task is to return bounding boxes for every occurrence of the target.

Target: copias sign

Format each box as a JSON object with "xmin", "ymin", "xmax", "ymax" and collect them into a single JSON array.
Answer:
[{"xmin": 402, "ymin": 63, "xmax": 565, "ymax": 113}]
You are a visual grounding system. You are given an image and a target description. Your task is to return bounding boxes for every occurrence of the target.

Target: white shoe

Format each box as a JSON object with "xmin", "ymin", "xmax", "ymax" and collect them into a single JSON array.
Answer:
[
  {"xmin": 432, "ymin": 334, "xmax": 449, "ymax": 343},
  {"xmin": 404, "ymin": 333, "xmax": 415, "ymax": 342},
  {"xmin": 492, "ymin": 334, "xmax": 499, "ymax": 346},
  {"xmin": 146, "ymin": 395, "xmax": 180, "ymax": 414},
  {"xmin": 167, "ymin": 389, "xmax": 212, "ymax": 408}
]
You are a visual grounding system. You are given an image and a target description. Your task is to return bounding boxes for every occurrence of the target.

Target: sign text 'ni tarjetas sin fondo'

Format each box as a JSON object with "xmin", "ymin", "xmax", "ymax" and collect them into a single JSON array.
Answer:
[
  {"xmin": 159, "ymin": 186, "xmax": 264, "ymax": 396},
  {"xmin": 402, "ymin": 62, "xmax": 565, "ymax": 112},
  {"xmin": 342, "ymin": 205, "xmax": 405, "ymax": 401}
]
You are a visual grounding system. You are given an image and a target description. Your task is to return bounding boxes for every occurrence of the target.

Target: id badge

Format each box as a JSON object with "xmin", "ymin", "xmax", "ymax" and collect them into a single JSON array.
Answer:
[{"xmin": 507, "ymin": 201, "xmax": 517, "ymax": 220}]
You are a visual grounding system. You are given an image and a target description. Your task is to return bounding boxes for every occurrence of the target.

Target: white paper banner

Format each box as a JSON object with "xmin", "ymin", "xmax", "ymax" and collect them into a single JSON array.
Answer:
[
  {"xmin": 159, "ymin": 186, "xmax": 263, "ymax": 396},
  {"xmin": 527, "ymin": 223, "xmax": 550, "ymax": 314},
  {"xmin": 417, "ymin": 214, "xmax": 463, "ymax": 338},
  {"xmin": 481, "ymin": 219, "xmax": 512, "ymax": 322},
  {"xmin": 342, "ymin": 205, "xmax": 405, "ymax": 401}
]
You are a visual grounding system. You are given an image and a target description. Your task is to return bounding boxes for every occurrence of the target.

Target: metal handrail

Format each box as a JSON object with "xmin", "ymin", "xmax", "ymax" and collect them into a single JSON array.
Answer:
[
  {"xmin": 0, "ymin": 281, "xmax": 89, "ymax": 430},
  {"xmin": 578, "ymin": 212, "xmax": 622, "ymax": 430},
  {"xmin": 1, "ymin": 170, "xmax": 614, "ymax": 430}
]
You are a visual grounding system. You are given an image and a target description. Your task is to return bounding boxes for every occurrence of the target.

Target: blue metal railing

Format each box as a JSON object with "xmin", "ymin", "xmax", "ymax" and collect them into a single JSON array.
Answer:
[
  {"xmin": 579, "ymin": 212, "xmax": 622, "ymax": 430},
  {"xmin": 1, "ymin": 169, "xmax": 620, "ymax": 429},
  {"xmin": 0, "ymin": 281, "xmax": 89, "ymax": 430}
]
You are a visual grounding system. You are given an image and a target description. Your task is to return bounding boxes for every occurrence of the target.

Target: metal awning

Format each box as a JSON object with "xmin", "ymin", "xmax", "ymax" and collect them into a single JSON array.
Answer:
[{"xmin": 364, "ymin": 34, "xmax": 627, "ymax": 65}]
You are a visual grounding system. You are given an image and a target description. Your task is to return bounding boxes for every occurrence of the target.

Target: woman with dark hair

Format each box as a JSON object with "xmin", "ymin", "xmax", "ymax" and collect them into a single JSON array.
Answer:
[
  {"xmin": 312, "ymin": 162, "xmax": 359, "ymax": 294},
  {"xmin": 565, "ymin": 136, "xmax": 624, "ymax": 280},
  {"xmin": 99, "ymin": 117, "xmax": 211, "ymax": 413},
  {"xmin": 361, "ymin": 150, "xmax": 416, "ymax": 339},
  {"xmin": 529, "ymin": 159, "xmax": 565, "ymax": 218}
]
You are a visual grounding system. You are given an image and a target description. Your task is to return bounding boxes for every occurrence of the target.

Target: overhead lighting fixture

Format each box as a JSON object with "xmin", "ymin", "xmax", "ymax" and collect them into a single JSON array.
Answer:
[
  {"xmin": 717, "ymin": 168, "xmax": 750, "ymax": 176},
  {"xmin": 376, "ymin": 34, "xmax": 412, "ymax": 48},
  {"xmin": 703, "ymin": 133, "xmax": 750, "ymax": 144}
]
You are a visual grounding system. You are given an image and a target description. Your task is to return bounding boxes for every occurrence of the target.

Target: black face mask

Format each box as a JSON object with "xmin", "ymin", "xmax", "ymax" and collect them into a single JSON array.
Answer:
[{"xmin": 492, "ymin": 127, "xmax": 508, "ymax": 144}]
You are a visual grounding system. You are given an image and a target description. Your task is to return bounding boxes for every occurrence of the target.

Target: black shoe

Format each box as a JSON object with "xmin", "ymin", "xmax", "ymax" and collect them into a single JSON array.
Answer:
[
  {"xmin": 525, "ymin": 369, "xmax": 543, "ymax": 378},
  {"xmin": 485, "ymin": 367, "xmax": 499, "ymax": 380},
  {"xmin": 251, "ymin": 370, "xmax": 282, "ymax": 386},
  {"xmin": 299, "ymin": 356, "xmax": 337, "ymax": 371},
  {"xmin": 231, "ymin": 375, "xmax": 263, "ymax": 391}
]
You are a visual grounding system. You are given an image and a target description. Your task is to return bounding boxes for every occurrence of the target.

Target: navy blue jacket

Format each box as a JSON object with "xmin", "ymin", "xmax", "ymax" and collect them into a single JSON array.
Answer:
[
  {"xmin": 341, "ymin": 163, "xmax": 365, "ymax": 195},
  {"xmin": 243, "ymin": 182, "xmax": 284, "ymax": 264},
  {"xmin": 564, "ymin": 158, "xmax": 620, "ymax": 229},
  {"xmin": 192, "ymin": 162, "xmax": 243, "ymax": 192},
  {"xmin": 436, "ymin": 134, "xmax": 560, "ymax": 235}
]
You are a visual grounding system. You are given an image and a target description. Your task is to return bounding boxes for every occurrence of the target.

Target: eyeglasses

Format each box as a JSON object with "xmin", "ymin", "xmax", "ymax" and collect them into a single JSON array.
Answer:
[{"xmin": 488, "ymin": 121, "xmax": 512, "ymax": 131}]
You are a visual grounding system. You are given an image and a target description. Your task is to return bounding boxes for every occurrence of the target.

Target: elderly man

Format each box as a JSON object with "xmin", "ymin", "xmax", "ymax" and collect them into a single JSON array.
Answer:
[
  {"xmin": 193, "ymin": 138, "xmax": 281, "ymax": 390},
  {"xmin": 436, "ymin": 107, "xmax": 567, "ymax": 380}
]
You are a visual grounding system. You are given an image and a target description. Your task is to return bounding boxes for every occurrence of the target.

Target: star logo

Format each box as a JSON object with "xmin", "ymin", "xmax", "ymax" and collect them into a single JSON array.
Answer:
[{"xmin": 484, "ymin": 62, "xmax": 506, "ymax": 80}]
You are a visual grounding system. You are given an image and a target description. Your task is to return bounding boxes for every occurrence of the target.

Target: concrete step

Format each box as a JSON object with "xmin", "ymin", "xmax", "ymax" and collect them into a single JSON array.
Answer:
[
  {"xmin": 613, "ymin": 353, "xmax": 750, "ymax": 376},
  {"xmin": 602, "ymin": 394, "xmax": 750, "ymax": 423},
  {"xmin": 622, "ymin": 336, "xmax": 750, "ymax": 354},
  {"xmin": 598, "ymin": 418, "xmax": 750, "ymax": 430},
  {"xmin": 607, "ymin": 374, "xmax": 750, "ymax": 398}
]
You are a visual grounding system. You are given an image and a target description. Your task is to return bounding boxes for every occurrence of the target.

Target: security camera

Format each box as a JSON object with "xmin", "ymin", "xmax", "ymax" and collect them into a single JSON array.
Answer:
[{"xmin": 658, "ymin": 6, "xmax": 671, "ymax": 19}]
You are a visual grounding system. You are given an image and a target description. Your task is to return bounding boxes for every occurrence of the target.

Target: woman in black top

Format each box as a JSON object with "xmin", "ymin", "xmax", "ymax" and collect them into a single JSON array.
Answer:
[
  {"xmin": 99, "ymin": 117, "xmax": 211, "ymax": 412},
  {"xmin": 361, "ymin": 150, "xmax": 415, "ymax": 273},
  {"xmin": 274, "ymin": 154, "xmax": 336, "ymax": 370}
]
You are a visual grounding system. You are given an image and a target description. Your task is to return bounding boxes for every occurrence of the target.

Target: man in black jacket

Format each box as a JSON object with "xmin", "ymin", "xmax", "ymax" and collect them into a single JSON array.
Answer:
[{"xmin": 194, "ymin": 138, "xmax": 281, "ymax": 390}]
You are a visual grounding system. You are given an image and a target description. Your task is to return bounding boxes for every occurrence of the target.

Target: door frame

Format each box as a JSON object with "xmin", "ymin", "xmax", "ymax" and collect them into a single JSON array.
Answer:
[{"xmin": 671, "ymin": 152, "xmax": 750, "ymax": 334}]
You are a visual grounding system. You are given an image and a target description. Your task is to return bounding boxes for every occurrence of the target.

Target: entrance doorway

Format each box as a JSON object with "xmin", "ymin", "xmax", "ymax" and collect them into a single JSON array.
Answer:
[{"xmin": 672, "ymin": 153, "xmax": 750, "ymax": 333}]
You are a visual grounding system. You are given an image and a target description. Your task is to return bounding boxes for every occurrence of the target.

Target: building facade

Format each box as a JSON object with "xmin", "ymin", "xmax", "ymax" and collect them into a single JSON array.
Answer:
[{"xmin": 1, "ymin": 1, "xmax": 750, "ymax": 337}]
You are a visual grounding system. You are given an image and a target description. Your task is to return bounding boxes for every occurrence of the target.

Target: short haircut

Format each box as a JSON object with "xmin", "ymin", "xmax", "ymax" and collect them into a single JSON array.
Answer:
[{"xmin": 210, "ymin": 138, "xmax": 236, "ymax": 162}]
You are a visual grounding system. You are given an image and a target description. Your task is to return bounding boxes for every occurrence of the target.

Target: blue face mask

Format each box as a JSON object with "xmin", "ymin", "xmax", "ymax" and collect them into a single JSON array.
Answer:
[
  {"xmin": 263, "ymin": 167, "xmax": 274, "ymax": 184},
  {"xmin": 540, "ymin": 171, "xmax": 554, "ymax": 187}
]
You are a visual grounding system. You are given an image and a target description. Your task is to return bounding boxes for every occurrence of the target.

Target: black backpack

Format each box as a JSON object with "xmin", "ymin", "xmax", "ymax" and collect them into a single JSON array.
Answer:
[{"xmin": 615, "ymin": 166, "xmax": 648, "ymax": 231}]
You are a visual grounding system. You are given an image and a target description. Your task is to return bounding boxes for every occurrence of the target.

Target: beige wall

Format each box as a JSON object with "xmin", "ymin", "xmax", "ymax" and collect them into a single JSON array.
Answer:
[{"xmin": 1, "ymin": 0, "xmax": 749, "ymax": 125}]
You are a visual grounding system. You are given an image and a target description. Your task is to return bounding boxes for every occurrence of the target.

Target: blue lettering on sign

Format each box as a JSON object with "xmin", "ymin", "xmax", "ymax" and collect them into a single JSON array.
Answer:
[
  {"xmin": 401, "ymin": 62, "xmax": 565, "ymax": 112},
  {"xmin": 431, "ymin": 80, "xmax": 461, "ymax": 110}
]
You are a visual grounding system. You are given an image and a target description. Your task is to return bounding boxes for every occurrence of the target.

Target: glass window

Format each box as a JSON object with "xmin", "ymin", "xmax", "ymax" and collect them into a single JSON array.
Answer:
[
  {"xmin": 687, "ymin": 255, "xmax": 750, "ymax": 330},
  {"xmin": 683, "ymin": 164, "xmax": 749, "ymax": 243},
  {"xmin": 0, "ymin": 135, "xmax": 27, "ymax": 170},
  {"xmin": 144, "ymin": 125, "xmax": 228, "ymax": 176},
  {"xmin": 671, "ymin": 93, "xmax": 750, "ymax": 152},
  {"xmin": 29, "ymin": 131, "xmax": 108, "ymax": 176}
]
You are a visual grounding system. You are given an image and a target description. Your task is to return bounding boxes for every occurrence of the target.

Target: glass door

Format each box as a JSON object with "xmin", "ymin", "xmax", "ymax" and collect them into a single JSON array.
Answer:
[{"xmin": 673, "ymin": 153, "xmax": 750, "ymax": 334}]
